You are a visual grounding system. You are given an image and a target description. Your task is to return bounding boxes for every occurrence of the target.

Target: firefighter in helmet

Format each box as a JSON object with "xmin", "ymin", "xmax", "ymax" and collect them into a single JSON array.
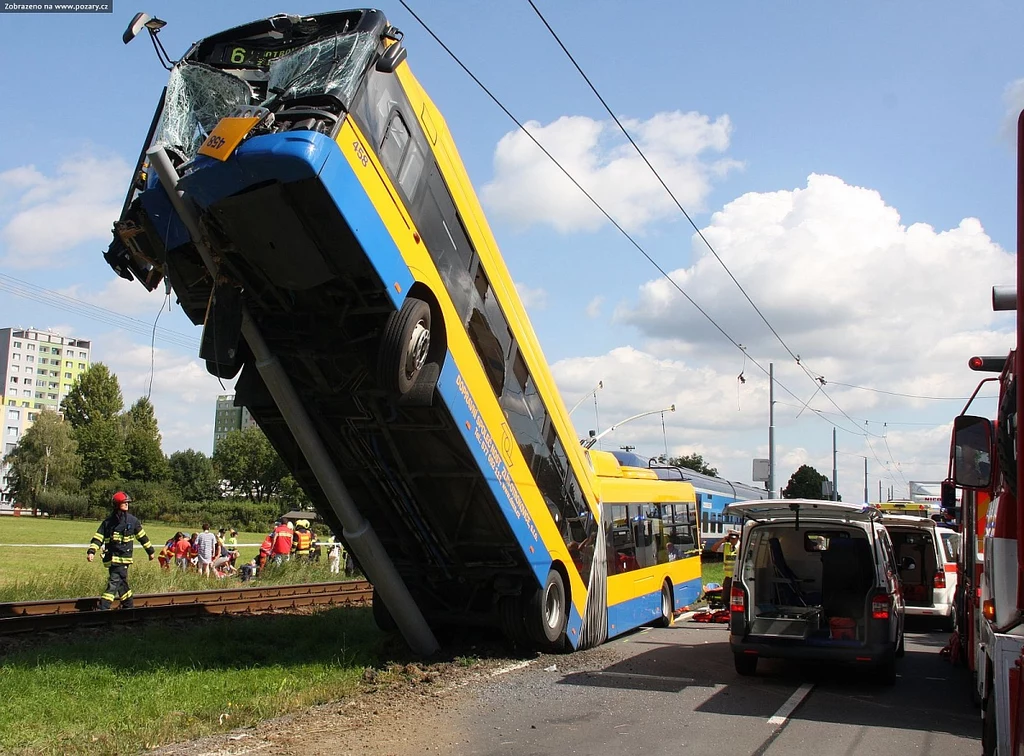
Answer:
[{"xmin": 86, "ymin": 491, "xmax": 155, "ymax": 609}]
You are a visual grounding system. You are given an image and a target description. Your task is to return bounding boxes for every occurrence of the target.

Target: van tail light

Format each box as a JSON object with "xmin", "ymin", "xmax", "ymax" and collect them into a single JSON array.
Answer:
[
  {"xmin": 983, "ymin": 599, "xmax": 996, "ymax": 621},
  {"xmin": 871, "ymin": 593, "xmax": 891, "ymax": 620},
  {"xmin": 730, "ymin": 585, "xmax": 745, "ymax": 613},
  {"xmin": 934, "ymin": 571, "xmax": 946, "ymax": 589}
]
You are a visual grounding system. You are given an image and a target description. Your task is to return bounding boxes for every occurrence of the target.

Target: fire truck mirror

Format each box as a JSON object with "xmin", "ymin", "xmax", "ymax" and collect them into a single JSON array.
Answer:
[{"xmin": 952, "ymin": 415, "xmax": 993, "ymax": 489}]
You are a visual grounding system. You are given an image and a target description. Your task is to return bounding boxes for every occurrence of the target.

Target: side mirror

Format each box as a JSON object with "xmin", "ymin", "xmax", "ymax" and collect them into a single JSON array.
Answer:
[
  {"xmin": 123, "ymin": 12, "xmax": 166, "ymax": 44},
  {"xmin": 941, "ymin": 479, "xmax": 957, "ymax": 510},
  {"xmin": 899, "ymin": 556, "xmax": 917, "ymax": 572},
  {"xmin": 952, "ymin": 415, "xmax": 994, "ymax": 489},
  {"xmin": 376, "ymin": 43, "xmax": 408, "ymax": 73}
]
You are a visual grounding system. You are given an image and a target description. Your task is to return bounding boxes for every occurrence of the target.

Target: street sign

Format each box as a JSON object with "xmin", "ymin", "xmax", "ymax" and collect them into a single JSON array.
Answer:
[{"xmin": 752, "ymin": 458, "xmax": 770, "ymax": 482}]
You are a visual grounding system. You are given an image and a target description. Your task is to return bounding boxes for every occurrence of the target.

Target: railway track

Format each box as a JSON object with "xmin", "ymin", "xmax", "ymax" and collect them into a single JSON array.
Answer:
[{"xmin": 0, "ymin": 580, "xmax": 372, "ymax": 635}]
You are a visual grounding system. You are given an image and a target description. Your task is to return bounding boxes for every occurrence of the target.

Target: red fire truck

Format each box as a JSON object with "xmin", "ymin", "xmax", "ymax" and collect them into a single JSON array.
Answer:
[{"xmin": 945, "ymin": 109, "xmax": 1024, "ymax": 756}]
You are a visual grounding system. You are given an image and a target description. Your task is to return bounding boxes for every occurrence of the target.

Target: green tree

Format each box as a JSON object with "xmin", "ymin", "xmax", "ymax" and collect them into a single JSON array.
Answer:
[
  {"xmin": 213, "ymin": 426, "xmax": 289, "ymax": 503},
  {"xmin": 168, "ymin": 449, "xmax": 221, "ymax": 502},
  {"xmin": 659, "ymin": 452, "xmax": 719, "ymax": 477},
  {"xmin": 782, "ymin": 464, "xmax": 840, "ymax": 500},
  {"xmin": 278, "ymin": 474, "xmax": 313, "ymax": 511},
  {"xmin": 122, "ymin": 397, "xmax": 170, "ymax": 481},
  {"xmin": 60, "ymin": 363, "xmax": 125, "ymax": 484},
  {"xmin": 3, "ymin": 410, "xmax": 81, "ymax": 507}
]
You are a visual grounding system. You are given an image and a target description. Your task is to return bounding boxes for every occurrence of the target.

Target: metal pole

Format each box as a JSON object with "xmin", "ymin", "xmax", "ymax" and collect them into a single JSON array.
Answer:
[
  {"xmin": 832, "ymin": 428, "xmax": 838, "ymax": 501},
  {"xmin": 1016, "ymin": 108, "xmax": 1024, "ymax": 611},
  {"xmin": 584, "ymin": 405, "xmax": 675, "ymax": 449},
  {"xmin": 148, "ymin": 146, "xmax": 439, "ymax": 655},
  {"xmin": 769, "ymin": 363, "xmax": 775, "ymax": 497},
  {"xmin": 864, "ymin": 457, "xmax": 868, "ymax": 504}
]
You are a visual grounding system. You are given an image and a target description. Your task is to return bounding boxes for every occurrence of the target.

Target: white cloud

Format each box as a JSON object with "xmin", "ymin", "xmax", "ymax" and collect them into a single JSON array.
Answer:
[
  {"xmin": 585, "ymin": 296, "xmax": 604, "ymax": 319},
  {"xmin": 552, "ymin": 174, "xmax": 1011, "ymax": 495},
  {"xmin": 515, "ymin": 282, "xmax": 548, "ymax": 311},
  {"xmin": 619, "ymin": 174, "xmax": 1013, "ymax": 376},
  {"xmin": 0, "ymin": 154, "xmax": 130, "ymax": 268},
  {"xmin": 93, "ymin": 330, "xmax": 234, "ymax": 456},
  {"xmin": 480, "ymin": 111, "xmax": 741, "ymax": 234},
  {"xmin": 62, "ymin": 277, "xmax": 172, "ymax": 318}
]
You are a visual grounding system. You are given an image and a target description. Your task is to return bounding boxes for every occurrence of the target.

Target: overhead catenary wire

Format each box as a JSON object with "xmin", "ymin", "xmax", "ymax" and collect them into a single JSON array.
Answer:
[
  {"xmin": 0, "ymin": 273, "xmax": 199, "ymax": 351},
  {"xmin": 522, "ymin": 1, "xmax": 912, "ymax": 458},
  {"xmin": 395, "ymin": 0, "xmax": 867, "ymax": 442}
]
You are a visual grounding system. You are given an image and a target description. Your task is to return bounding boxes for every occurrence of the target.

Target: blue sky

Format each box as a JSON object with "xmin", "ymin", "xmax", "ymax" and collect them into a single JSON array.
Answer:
[{"xmin": 0, "ymin": 1, "xmax": 1021, "ymax": 501}]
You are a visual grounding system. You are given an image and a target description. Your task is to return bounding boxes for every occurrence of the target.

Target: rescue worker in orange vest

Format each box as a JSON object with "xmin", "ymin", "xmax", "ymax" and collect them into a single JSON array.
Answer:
[
  {"xmin": 270, "ymin": 519, "xmax": 293, "ymax": 565},
  {"xmin": 86, "ymin": 492, "xmax": 155, "ymax": 609},
  {"xmin": 293, "ymin": 519, "xmax": 313, "ymax": 559},
  {"xmin": 257, "ymin": 533, "xmax": 273, "ymax": 572}
]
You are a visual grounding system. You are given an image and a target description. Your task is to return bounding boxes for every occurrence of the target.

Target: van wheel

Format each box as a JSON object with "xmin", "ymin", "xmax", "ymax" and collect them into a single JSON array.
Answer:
[
  {"xmin": 876, "ymin": 651, "xmax": 897, "ymax": 686},
  {"xmin": 983, "ymin": 691, "xmax": 997, "ymax": 755},
  {"xmin": 527, "ymin": 569, "xmax": 567, "ymax": 648},
  {"xmin": 379, "ymin": 297, "xmax": 431, "ymax": 395},
  {"xmin": 734, "ymin": 653, "xmax": 757, "ymax": 676},
  {"xmin": 895, "ymin": 625, "xmax": 906, "ymax": 658},
  {"xmin": 943, "ymin": 606, "xmax": 956, "ymax": 634},
  {"xmin": 655, "ymin": 582, "xmax": 673, "ymax": 627}
]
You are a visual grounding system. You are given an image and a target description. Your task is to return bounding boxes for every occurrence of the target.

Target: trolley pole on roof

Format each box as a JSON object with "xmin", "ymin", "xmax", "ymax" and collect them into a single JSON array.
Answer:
[
  {"xmin": 768, "ymin": 363, "xmax": 775, "ymax": 497},
  {"xmin": 584, "ymin": 405, "xmax": 675, "ymax": 449},
  {"xmin": 832, "ymin": 428, "xmax": 839, "ymax": 501}
]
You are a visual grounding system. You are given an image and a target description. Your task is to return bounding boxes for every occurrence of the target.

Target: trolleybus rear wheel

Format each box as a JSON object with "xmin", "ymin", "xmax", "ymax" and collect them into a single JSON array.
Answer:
[
  {"xmin": 527, "ymin": 569, "xmax": 567, "ymax": 647},
  {"xmin": 379, "ymin": 297, "xmax": 431, "ymax": 395},
  {"xmin": 655, "ymin": 581, "xmax": 673, "ymax": 627}
]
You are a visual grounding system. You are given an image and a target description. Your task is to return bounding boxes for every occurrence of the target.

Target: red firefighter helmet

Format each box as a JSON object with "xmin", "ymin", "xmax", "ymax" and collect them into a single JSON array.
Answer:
[{"xmin": 112, "ymin": 491, "xmax": 132, "ymax": 507}]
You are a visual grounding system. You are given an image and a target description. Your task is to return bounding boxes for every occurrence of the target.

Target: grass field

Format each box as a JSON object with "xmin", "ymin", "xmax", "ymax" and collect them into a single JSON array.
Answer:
[
  {"xmin": 0, "ymin": 606, "xmax": 395, "ymax": 755},
  {"xmin": 0, "ymin": 516, "xmax": 729, "ymax": 753},
  {"xmin": 0, "ymin": 516, "xmax": 342, "ymax": 602}
]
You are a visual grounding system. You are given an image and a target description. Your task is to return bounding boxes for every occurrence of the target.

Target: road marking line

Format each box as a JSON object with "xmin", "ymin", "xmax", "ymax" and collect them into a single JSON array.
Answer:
[
  {"xmin": 595, "ymin": 671, "xmax": 696, "ymax": 684},
  {"xmin": 489, "ymin": 660, "xmax": 533, "ymax": 677},
  {"xmin": 768, "ymin": 682, "xmax": 814, "ymax": 725}
]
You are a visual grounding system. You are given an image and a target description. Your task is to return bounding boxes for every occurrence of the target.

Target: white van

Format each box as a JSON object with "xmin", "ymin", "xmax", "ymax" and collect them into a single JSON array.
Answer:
[
  {"xmin": 880, "ymin": 514, "xmax": 960, "ymax": 630},
  {"xmin": 724, "ymin": 499, "xmax": 908, "ymax": 684}
]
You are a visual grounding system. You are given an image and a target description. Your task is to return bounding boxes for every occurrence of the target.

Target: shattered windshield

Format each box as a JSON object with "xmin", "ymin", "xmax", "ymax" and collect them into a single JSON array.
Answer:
[
  {"xmin": 154, "ymin": 62, "xmax": 252, "ymax": 162},
  {"xmin": 265, "ymin": 31, "xmax": 377, "ymax": 109}
]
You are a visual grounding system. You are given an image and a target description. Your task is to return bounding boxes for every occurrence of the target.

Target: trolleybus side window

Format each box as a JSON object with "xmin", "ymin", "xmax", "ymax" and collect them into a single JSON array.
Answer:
[
  {"xmin": 608, "ymin": 504, "xmax": 637, "ymax": 574},
  {"xmin": 660, "ymin": 502, "xmax": 698, "ymax": 557},
  {"xmin": 634, "ymin": 504, "xmax": 659, "ymax": 569}
]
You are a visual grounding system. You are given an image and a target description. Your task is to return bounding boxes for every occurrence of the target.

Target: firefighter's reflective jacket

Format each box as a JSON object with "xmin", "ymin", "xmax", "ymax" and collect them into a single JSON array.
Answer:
[{"xmin": 87, "ymin": 511, "xmax": 155, "ymax": 566}]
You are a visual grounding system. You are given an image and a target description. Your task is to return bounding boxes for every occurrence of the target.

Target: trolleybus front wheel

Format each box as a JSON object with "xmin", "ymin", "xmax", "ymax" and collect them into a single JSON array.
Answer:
[
  {"xmin": 655, "ymin": 581, "xmax": 673, "ymax": 627},
  {"xmin": 527, "ymin": 569, "xmax": 567, "ymax": 648},
  {"xmin": 379, "ymin": 296, "xmax": 431, "ymax": 395}
]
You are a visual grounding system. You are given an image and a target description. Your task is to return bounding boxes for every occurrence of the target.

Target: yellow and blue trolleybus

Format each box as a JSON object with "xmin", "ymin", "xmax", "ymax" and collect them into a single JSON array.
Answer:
[{"xmin": 105, "ymin": 8, "xmax": 702, "ymax": 650}]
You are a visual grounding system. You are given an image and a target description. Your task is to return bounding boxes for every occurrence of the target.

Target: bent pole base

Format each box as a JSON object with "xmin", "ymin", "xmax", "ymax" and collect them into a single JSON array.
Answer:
[{"xmin": 148, "ymin": 145, "xmax": 439, "ymax": 656}]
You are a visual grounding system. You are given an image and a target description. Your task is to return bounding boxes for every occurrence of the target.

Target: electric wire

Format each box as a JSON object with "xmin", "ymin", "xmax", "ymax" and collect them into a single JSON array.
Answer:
[
  {"xmin": 523, "ymin": 1, "xmax": 912, "ymax": 458},
  {"xmin": 395, "ymin": 0, "xmax": 862, "ymax": 440},
  {"xmin": 146, "ymin": 289, "xmax": 170, "ymax": 400},
  {"xmin": 0, "ymin": 274, "xmax": 199, "ymax": 351}
]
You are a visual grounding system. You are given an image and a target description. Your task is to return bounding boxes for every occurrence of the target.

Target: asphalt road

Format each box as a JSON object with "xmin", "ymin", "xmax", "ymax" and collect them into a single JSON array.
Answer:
[{"xmin": 416, "ymin": 617, "xmax": 981, "ymax": 756}]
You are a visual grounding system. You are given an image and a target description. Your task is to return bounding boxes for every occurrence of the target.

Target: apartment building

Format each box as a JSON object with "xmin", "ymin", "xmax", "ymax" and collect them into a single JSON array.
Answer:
[
  {"xmin": 0, "ymin": 327, "xmax": 92, "ymax": 508},
  {"xmin": 213, "ymin": 394, "xmax": 256, "ymax": 452}
]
